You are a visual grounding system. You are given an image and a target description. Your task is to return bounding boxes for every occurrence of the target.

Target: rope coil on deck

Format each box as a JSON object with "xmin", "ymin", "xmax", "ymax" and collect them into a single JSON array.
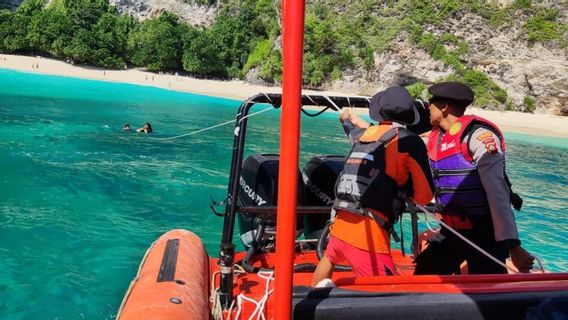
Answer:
[{"xmin": 234, "ymin": 271, "xmax": 274, "ymax": 320}]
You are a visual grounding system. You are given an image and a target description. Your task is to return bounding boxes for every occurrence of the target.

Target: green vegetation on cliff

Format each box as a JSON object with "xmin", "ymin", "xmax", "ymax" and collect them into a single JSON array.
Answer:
[{"xmin": 0, "ymin": 0, "xmax": 565, "ymax": 110}]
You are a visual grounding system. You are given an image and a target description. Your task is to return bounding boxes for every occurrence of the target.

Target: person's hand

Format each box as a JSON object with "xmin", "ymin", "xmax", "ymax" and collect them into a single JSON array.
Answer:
[
  {"xmin": 509, "ymin": 245, "xmax": 534, "ymax": 273},
  {"xmin": 349, "ymin": 112, "xmax": 370, "ymax": 129},
  {"xmin": 339, "ymin": 108, "xmax": 350, "ymax": 122}
]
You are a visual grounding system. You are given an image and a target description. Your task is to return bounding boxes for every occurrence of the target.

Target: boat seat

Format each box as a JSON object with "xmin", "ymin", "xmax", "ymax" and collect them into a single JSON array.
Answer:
[{"xmin": 292, "ymin": 285, "xmax": 568, "ymax": 320}]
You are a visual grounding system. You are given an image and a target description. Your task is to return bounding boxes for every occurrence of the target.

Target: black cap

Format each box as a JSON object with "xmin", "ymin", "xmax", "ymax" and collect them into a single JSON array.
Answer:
[
  {"xmin": 369, "ymin": 86, "xmax": 419, "ymax": 125},
  {"xmin": 428, "ymin": 82, "xmax": 474, "ymax": 105}
]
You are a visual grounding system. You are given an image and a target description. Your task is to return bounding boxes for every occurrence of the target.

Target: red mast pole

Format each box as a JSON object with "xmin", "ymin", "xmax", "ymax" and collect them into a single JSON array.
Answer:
[{"xmin": 274, "ymin": 0, "xmax": 305, "ymax": 318}]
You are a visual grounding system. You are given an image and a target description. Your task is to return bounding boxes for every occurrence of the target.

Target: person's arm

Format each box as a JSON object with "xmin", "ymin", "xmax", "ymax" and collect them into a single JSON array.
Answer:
[
  {"xmin": 469, "ymin": 129, "xmax": 517, "ymax": 241},
  {"xmin": 348, "ymin": 111, "xmax": 370, "ymax": 129},
  {"xmin": 340, "ymin": 109, "xmax": 364, "ymax": 144},
  {"xmin": 469, "ymin": 128, "xmax": 534, "ymax": 272},
  {"xmin": 401, "ymin": 133, "xmax": 434, "ymax": 205}
]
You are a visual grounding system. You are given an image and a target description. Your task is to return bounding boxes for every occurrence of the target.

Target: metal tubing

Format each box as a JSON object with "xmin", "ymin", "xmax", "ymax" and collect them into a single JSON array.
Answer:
[
  {"xmin": 275, "ymin": 0, "xmax": 306, "ymax": 319},
  {"xmin": 218, "ymin": 243, "xmax": 235, "ymax": 308}
]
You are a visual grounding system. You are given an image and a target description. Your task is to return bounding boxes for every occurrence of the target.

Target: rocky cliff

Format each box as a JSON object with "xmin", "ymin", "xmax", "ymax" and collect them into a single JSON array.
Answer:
[
  {"xmin": 2, "ymin": 0, "xmax": 566, "ymax": 114},
  {"xmin": 0, "ymin": 0, "xmax": 218, "ymax": 25},
  {"xmin": 330, "ymin": 8, "xmax": 567, "ymax": 115},
  {"xmin": 109, "ymin": 0, "xmax": 217, "ymax": 26}
]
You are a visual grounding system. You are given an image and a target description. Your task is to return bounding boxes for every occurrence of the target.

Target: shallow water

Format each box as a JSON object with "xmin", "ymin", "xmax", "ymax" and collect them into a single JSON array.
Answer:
[{"xmin": 0, "ymin": 69, "xmax": 567, "ymax": 319}]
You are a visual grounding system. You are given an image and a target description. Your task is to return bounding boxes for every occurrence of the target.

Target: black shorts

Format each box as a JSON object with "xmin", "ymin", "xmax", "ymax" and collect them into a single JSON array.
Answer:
[{"xmin": 414, "ymin": 227, "xmax": 509, "ymax": 275}]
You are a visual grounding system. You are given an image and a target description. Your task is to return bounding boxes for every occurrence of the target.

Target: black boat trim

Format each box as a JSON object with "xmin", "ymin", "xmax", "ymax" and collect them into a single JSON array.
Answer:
[
  {"xmin": 157, "ymin": 239, "xmax": 179, "ymax": 282},
  {"xmin": 292, "ymin": 286, "xmax": 568, "ymax": 320}
]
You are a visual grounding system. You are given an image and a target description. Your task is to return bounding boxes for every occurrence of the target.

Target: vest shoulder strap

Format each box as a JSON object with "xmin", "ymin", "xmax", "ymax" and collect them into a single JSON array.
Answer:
[
  {"xmin": 378, "ymin": 127, "xmax": 398, "ymax": 144},
  {"xmin": 359, "ymin": 125, "xmax": 398, "ymax": 144},
  {"xmin": 364, "ymin": 209, "xmax": 401, "ymax": 243}
]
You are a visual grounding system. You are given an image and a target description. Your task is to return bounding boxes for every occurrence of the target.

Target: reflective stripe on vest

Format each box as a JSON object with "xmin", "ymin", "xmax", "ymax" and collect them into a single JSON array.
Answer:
[{"xmin": 333, "ymin": 126, "xmax": 400, "ymax": 225}]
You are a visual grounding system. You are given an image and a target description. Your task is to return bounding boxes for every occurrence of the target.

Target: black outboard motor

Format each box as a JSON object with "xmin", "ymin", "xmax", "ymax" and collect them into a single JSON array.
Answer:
[
  {"xmin": 237, "ymin": 154, "xmax": 302, "ymax": 253},
  {"xmin": 301, "ymin": 155, "xmax": 345, "ymax": 241}
]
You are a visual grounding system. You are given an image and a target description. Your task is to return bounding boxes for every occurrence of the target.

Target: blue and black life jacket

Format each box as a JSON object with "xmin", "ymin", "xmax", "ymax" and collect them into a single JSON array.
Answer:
[{"xmin": 333, "ymin": 125, "xmax": 406, "ymax": 230}]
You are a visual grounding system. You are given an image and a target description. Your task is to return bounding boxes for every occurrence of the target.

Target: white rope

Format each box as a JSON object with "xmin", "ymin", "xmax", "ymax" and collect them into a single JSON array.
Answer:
[
  {"xmin": 211, "ymin": 265, "xmax": 250, "ymax": 320},
  {"xmin": 421, "ymin": 209, "xmax": 441, "ymax": 233},
  {"xmin": 253, "ymin": 271, "xmax": 275, "ymax": 320},
  {"xmin": 416, "ymin": 204, "xmax": 546, "ymax": 274},
  {"xmin": 414, "ymin": 204, "xmax": 519, "ymax": 274},
  {"xmin": 233, "ymin": 264, "xmax": 247, "ymax": 274},
  {"xmin": 226, "ymin": 299, "xmax": 236, "ymax": 320},
  {"xmin": 210, "ymin": 271, "xmax": 224, "ymax": 320},
  {"xmin": 534, "ymin": 256, "xmax": 546, "ymax": 273},
  {"xmin": 234, "ymin": 271, "xmax": 274, "ymax": 320},
  {"xmin": 234, "ymin": 294, "xmax": 244, "ymax": 320},
  {"xmin": 149, "ymin": 106, "xmax": 273, "ymax": 141}
]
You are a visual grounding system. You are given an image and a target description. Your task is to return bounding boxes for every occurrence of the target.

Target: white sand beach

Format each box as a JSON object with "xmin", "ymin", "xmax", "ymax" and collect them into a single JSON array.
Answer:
[{"xmin": 1, "ymin": 54, "xmax": 567, "ymax": 138}]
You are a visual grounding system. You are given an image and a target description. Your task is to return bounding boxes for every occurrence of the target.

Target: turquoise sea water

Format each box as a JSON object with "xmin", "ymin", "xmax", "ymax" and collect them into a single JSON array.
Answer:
[{"xmin": 0, "ymin": 68, "xmax": 567, "ymax": 319}]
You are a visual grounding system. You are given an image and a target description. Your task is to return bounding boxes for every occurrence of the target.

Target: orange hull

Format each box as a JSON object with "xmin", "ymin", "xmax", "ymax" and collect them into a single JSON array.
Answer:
[
  {"xmin": 117, "ymin": 230, "xmax": 209, "ymax": 320},
  {"xmin": 118, "ymin": 230, "xmax": 568, "ymax": 320}
]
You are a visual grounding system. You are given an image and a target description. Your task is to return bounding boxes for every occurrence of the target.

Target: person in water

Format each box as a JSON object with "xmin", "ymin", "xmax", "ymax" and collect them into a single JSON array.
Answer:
[
  {"xmin": 312, "ymin": 86, "xmax": 434, "ymax": 286},
  {"xmin": 137, "ymin": 123, "xmax": 152, "ymax": 133},
  {"xmin": 414, "ymin": 82, "xmax": 534, "ymax": 275},
  {"xmin": 123, "ymin": 124, "xmax": 131, "ymax": 131}
]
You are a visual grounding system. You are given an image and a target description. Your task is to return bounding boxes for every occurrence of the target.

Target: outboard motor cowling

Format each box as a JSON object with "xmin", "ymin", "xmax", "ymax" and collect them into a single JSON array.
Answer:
[
  {"xmin": 237, "ymin": 154, "xmax": 302, "ymax": 252},
  {"xmin": 301, "ymin": 155, "xmax": 345, "ymax": 240}
]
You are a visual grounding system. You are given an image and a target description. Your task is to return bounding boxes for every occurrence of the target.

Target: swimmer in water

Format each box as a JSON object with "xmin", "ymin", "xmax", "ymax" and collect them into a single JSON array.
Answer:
[{"xmin": 137, "ymin": 123, "xmax": 152, "ymax": 133}]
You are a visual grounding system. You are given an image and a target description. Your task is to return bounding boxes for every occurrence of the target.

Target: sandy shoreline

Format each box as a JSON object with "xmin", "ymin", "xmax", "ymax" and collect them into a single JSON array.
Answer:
[{"xmin": 1, "ymin": 54, "xmax": 567, "ymax": 138}]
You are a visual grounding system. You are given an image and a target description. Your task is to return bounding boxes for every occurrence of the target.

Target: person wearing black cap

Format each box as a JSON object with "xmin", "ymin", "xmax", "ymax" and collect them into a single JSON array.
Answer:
[
  {"xmin": 312, "ymin": 86, "xmax": 434, "ymax": 286},
  {"xmin": 414, "ymin": 81, "xmax": 534, "ymax": 275}
]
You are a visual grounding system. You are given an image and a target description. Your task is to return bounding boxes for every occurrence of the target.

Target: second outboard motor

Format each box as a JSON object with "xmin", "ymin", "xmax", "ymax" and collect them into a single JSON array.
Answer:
[
  {"xmin": 301, "ymin": 155, "xmax": 345, "ymax": 241},
  {"xmin": 237, "ymin": 154, "xmax": 301, "ymax": 253}
]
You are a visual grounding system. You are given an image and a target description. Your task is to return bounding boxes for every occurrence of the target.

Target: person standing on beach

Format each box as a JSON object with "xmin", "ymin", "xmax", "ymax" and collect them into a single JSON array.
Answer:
[
  {"xmin": 414, "ymin": 82, "xmax": 534, "ymax": 275},
  {"xmin": 312, "ymin": 86, "xmax": 434, "ymax": 286}
]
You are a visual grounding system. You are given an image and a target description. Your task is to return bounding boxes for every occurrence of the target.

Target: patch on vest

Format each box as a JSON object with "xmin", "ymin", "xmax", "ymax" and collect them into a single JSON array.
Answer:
[
  {"xmin": 440, "ymin": 141, "xmax": 456, "ymax": 152},
  {"xmin": 449, "ymin": 122, "xmax": 461, "ymax": 135},
  {"xmin": 481, "ymin": 137, "xmax": 497, "ymax": 154},
  {"xmin": 477, "ymin": 131, "xmax": 492, "ymax": 141}
]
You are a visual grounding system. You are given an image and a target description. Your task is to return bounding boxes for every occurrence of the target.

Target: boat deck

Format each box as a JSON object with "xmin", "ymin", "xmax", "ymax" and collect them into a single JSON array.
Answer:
[{"xmin": 210, "ymin": 250, "xmax": 568, "ymax": 319}]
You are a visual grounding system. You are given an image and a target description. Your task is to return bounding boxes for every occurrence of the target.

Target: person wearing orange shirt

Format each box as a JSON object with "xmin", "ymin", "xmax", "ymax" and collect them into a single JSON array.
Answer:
[{"xmin": 312, "ymin": 86, "xmax": 434, "ymax": 286}]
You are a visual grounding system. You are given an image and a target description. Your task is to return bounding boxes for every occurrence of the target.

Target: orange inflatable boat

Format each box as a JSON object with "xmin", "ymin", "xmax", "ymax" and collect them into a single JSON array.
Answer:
[
  {"xmin": 118, "ymin": 3, "xmax": 568, "ymax": 318},
  {"xmin": 117, "ymin": 94, "xmax": 568, "ymax": 320}
]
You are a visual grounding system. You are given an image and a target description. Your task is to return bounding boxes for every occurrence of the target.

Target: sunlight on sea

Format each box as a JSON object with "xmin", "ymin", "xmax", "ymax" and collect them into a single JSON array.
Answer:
[{"xmin": 0, "ymin": 68, "xmax": 566, "ymax": 319}]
